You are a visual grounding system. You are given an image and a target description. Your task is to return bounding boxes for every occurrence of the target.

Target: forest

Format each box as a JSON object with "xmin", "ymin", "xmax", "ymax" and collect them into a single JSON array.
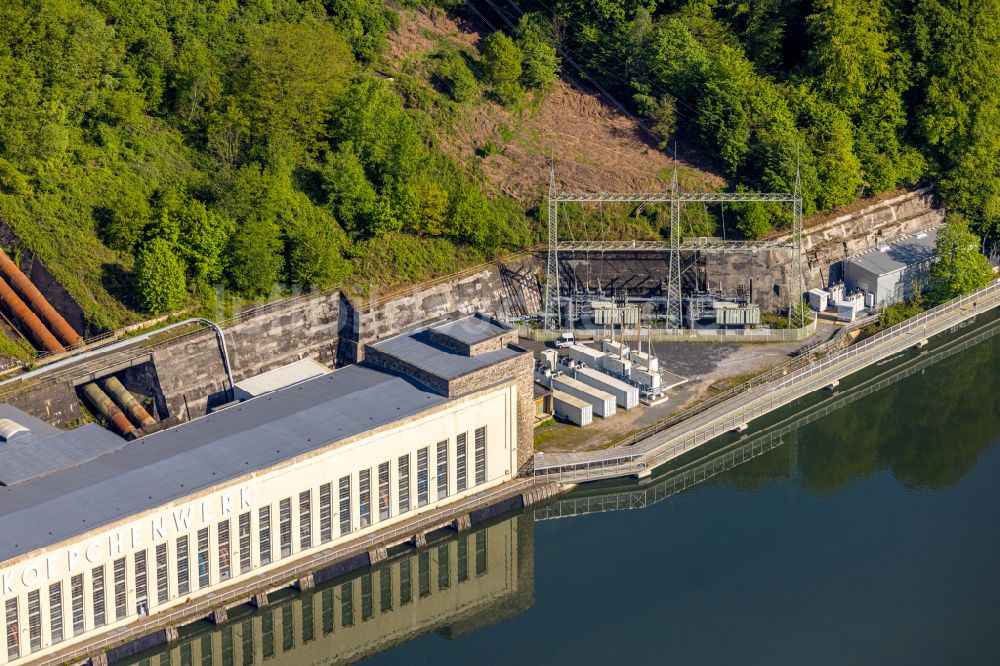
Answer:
[{"xmin": 0, "ymin": 0, "xmax": 996, "ymax": 327}]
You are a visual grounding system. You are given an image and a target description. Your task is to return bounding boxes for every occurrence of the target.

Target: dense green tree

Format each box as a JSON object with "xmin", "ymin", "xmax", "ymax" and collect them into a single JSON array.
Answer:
[
  {"xmin": 517, "ymin": 14, "xmax": 559, "ymax": 89},
  {"xmin": 283, "ymin": 194, "xmax": 352, "ymax": 288},
  {"xmin": 135, "ymin": 237, "xmax": 187, "ymax": 314},
  {"xmin": 435, "ymin": 50, "xmax": 479, "ymax": 103},
  {"xmin": 321, "ymin": 142, "xmax": 378, "ymax": 236},
  {"xmin": 226, "ymin": 217, "xmax": 284, "ymax": 297},
  {"xmin": 237, "ymin": 22, "xmax": 353, "ymax": 153},
  {"xmin": 481, "ymin": 31, "xmax": 524, "ymax": 104},
  {"xmin": 928, "ymin": 216, "xmax": 994, "ymax": 304}
]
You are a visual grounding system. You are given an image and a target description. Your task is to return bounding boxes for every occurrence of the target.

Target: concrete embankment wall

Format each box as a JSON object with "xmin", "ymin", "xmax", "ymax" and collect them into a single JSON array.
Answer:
[
  {"xmin": 0, "ymin": 293, "xmax": 344, "ymax": 428},
  {"xmin": 559, "ymin": 187, "xmax": 944, "ymax": 312},
  {"xmin": 0, "ymin": 189, "xmax": 938, "ymax": 430}
]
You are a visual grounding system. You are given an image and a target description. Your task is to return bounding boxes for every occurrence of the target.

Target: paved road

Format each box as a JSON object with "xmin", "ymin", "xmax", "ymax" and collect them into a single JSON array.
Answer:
[{"xmin": 536, "ymin": 282, "xmax": 1000, "ymax": 483}]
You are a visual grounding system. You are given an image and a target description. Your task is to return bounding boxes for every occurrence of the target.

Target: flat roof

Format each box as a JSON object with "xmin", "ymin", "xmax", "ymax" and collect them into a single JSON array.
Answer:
[
  {"xmin": 848, "ymin": 227, "xmax": 938, "ymax": 276},
  {"xmin": 430, "ymin": 313, "xmax": 509, "ymax": 346},
  {"xmin": 234, "ymin": 358, "xmax": 331, "ymax": 399},
  {"xmin": 369, "ymin": 329, "xmax": 521, "ymax": 383},
  {"xmin": 0, "ymin": 364, "xmax": 451, "ymax": 563}
]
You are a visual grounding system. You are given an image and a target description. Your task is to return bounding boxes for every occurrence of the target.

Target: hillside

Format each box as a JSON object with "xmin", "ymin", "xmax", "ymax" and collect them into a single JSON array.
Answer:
[{"xmin": 0, "ymin": 0, "xmax": 995, "ymax": 338}]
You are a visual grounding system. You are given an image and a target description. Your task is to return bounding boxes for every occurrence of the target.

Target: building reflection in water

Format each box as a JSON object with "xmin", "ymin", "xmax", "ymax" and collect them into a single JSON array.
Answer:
[{"xmin": 120, "ymin": 513, "xmax": 533, "ymax": 666}]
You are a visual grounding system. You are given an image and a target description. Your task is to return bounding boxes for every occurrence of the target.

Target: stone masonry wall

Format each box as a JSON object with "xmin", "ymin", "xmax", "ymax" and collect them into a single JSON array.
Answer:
[{"xmin": 558, "ymin": 187, "xmax": 943, "ymax": 312}]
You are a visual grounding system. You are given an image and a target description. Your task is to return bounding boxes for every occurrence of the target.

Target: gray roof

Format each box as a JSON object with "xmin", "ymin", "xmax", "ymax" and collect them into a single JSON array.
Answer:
[
  {"xmin": 369, "ymin": 329, "xmax": 521, "ymax": 382},
  {"xmin": 0, "ymin": 365, "xmax": 449, "ymax": 563},
  {"xmin": 430, "ymin": 314, "xmax": 509, "ymax": 346},
  {"xmin": 847, "ymin": 227, "xmax": 938, "ymax": 276}
]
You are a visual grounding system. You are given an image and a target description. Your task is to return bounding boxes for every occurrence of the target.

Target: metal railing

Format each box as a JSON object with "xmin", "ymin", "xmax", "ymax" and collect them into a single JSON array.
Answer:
[
  {"xmin": 534, "ymin": 280, "xmax": 1000, "ymax": 483},
  {"xmin": 35, "ymin": 477, "xmax": 543, "ymax": 666}
]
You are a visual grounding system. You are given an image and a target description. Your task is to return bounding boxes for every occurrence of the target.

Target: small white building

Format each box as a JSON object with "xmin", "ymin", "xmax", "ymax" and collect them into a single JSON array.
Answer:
[
  {"xmin": 844, "ymin": 227, "xmax": 939, "ymax": 308},
  {"xmin": 552, "ymin": 390, "xmax": 593, "ymax": 426}
]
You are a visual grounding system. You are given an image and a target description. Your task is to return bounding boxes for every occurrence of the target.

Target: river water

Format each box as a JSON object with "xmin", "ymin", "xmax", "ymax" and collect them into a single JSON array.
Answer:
[{"xmin": 124, "ymin": 312, "xmax": 1000, "ymax": 666}]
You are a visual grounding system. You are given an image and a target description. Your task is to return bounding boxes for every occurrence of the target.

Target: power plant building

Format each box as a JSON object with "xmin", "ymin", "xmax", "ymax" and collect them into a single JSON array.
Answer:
[{"xmin": 0, "ymin": 314, "xmax": 531, "ymax": 665}]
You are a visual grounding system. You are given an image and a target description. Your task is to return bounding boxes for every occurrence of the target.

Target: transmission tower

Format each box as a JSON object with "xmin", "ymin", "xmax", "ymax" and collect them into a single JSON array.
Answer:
[
  {"xmin": 543, "ymin": 168, "xmax": 561, "ymax": 330},
  {"xmin": 665, "ymin": 167, "xmax": 682, "ymax": 327},
  {"xmin": 789, "ymin": 159, "xmax": 805, "ymax": 328}
]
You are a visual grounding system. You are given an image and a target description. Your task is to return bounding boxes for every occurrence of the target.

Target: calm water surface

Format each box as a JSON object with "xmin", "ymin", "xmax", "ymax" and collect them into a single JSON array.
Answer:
[{"xmin": 128, "ymin": 314, "xmax": 1000, "ymax": 665}]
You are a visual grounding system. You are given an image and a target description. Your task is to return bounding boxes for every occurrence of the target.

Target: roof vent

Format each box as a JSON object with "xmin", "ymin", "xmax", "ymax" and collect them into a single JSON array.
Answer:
[
  {"xmin": 0, "ymin": 418, "xmax": 30, "ymax": 443},
  {"xmin": 878, "ymin": 245, "xmax": 890, "ymax": 252}
]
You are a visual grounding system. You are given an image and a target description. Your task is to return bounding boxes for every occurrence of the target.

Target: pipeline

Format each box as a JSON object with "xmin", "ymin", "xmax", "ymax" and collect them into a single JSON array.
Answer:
[
  {"xmin": 0, "ymin": 248, "xmax": 83, "ymax": 348},
  {"xmin": 101, "ymin": 375, "xmax": 156, "ymax": 428},
  {"xmin": 0, "ymin": 277, "xmax": 64, "ymax": 353},
  {"xmin": 82, "ymin": 382, "xmax": 136, "ymax": 437}
]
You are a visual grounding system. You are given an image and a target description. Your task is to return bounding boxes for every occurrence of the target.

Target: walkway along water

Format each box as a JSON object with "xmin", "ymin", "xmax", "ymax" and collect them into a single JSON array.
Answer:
[
  {"xmin": 534, "ymin": 279, "xmax": 1000, "ymax": 484},
  {"xmin": 535, "ymin": 310, "xmax": 1000, "ymax": 519}
]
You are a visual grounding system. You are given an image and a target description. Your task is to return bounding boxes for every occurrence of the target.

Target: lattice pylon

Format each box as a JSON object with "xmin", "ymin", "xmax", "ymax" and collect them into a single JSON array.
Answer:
[
  {"xmin": 665, "ymin": 168, "xmax": 682, "ymax": 328},
  {"xmin": 790, "ymin": 160, "xmax": 805, "ymax": 327},
  {"xmin": 544, "ymin": 168, "xmax": 561, "ymax": 330}
]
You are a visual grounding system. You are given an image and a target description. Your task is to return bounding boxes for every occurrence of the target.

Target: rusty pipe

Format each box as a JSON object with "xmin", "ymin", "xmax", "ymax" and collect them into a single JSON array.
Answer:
[
  {"xmin": 82, "ymin": 382, "xmax": 136, "ymax": 437},
  {"xmin": 0, "ymin": 248, "xmax": 83, "ymax": 348},
  {"xmin": 101, "ymin": 376, "xmax": 155, "ymax": 428},
  {"xmin": 0, "ymin": 277, "xmax": 63, "ymax": 353}
]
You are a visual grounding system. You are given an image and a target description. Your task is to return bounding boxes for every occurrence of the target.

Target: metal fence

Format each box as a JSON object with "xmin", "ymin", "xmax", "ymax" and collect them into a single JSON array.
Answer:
[
  {"xmin": 519, "ymin": 318, "xmax": 818, "ymax": 343},
  {"xmin": 534, "ymin": 279, "xmax": 1000, "ymax": 483}
]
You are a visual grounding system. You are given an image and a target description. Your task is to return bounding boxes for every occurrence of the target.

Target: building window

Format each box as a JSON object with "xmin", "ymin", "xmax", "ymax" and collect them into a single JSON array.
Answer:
[
  {"xmin": 281, "ymin": 604, "xmax": 294, "ymax": 651},
  {"xmin": 360, "ymin": 573, "xmax": 373, "ymax": 621},
  {"xmin": 176, "ymin": 535, "xmax": 190, "ymax": 596},
  {"xmin": 218, "ymin": 520, "xmax": 231, "ymax": 582},
  {"xmin": 302, "ymin": 594, "xmax": 314, "ymax": 644},
  {"xmin": 437, "ymin": 544, "xmax": 450, "ymax": 590},
  {"xmin": 27, "ymin": 590, "xmax": 41, "ymax": 652},
  {"xmin": 262, "ymin": 610, "xmax": 274, "ymax": 659},
  {"xmin": 436, "ymin": 440, "xmax": 449, "ymax": 499},
  {"xmin": 458, "ymin": 535, "xmax": 469, "ymax": 583},
  {"xmin": 299, "ymin": 490, "xmax": 312, "ymax": 550},
  {"xmin": 475, "ymin": 427, "xmax": 487, "ymax": 485},
  {"xmin": 399, "ymin": 558, "xmax": 412, "ymax": 606},
  {"xmin": 359, "ymin": 469, "xmax": 372, "ymax": 528},
  {"xmin": 338, "ymin": 476, "xmax": 352, "ymax": 536},
  {"xmin": 417, "ymin": 447, "xmax": 429, "ymax": 507},
  {"xmin": 418, "ymin": 551, "xmax": 430, "ymax": 597},
  {"xmin": 241, "ymin": 619, "xmax": 254, "ymax": 665},
  {"xmin": 239, "ymin": 512, "xmax": 252, "ymax": 574},
  {"xmin": 279, "ymin": 498, "xmax": 293, "ymax": 558},
  {"xmin": 456, "ymin": 433, "xmax": 468, "ymax": 492},
  {"xmin": 475, "ymin": 530, "xmax": 488, "ymax": 576},
  {"xmin": 340, "ymin": 582, "xmax": 354, "ymax": 627},
  {"xmin": 71, "ymin": 574, "xmax": 85, "ymax": 635},
  {"xmin": 321, "ymin": 587, "xmax": 335, "ymax": 636},
  {"xmin": 378, "ymin": 461, "xmax": 391, "ymax": 522},
  {"xmin": 134, "ymin": 551, "xmax": 148, "ymax": 616},
  {"xmin": 114, "ymin": 557, "xmax": 128, "ymax": 621},
  {"xmin": 155, "ymin": 543, "xmax": 169, "ymax": 604},
  {"xmin": 92, "ymin": 565, "xmax": 106, "ymax": 628},
  {"xmin": 398, "ymin": 454, "xmax": 410, "ymax": 514},
  {"xmin": 319, "ymin": 483, "xmax": 332, "ymax": 543},
  {"xmin": 259, "ymin": 506, "xmax": 272, "ymax": 566},
  {"xmin": 379, "ymin": 568, "xmax": 393, "ymax": 613},
  {"xmin": 5, "ymin": 598, "xmax": 19, "ymax": 661},
  {"xmin": 197, "ymin": 527, "xmax": 210, "ymax": 589},
  {"xmin": 49, "ymin": 582, "xmax": 64, "ymax": 644}
]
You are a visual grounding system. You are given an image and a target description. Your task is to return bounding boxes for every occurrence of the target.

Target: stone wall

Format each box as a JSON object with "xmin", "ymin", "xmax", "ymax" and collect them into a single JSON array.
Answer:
[
  {"xmin": 558, "ymin": 187, "xmax": 944, "ymax": 312},
  {"xmin": 1, "ymin": 291, "xmax": 344, "ymax": 428},
  {"xmin": 341, "ymin": 254, "xmax": 541, "ymax": 363}
]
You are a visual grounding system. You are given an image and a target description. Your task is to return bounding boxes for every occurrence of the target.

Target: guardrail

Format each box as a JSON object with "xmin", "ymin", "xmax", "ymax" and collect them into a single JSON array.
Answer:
[
  {"xmin": 519, "ymin": 318, "xmax": 818, "ymax": 343},
  {"xmin": 534, "ymin": 280, "xmax": 1000, "ymax": 483},
  {"xmin": 36, "ymin": 477, "xmax": 543, "ymax": 666}
]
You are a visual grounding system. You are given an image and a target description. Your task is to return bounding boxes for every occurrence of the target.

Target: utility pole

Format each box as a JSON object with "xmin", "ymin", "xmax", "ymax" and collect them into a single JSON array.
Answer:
[{"xmin": 790, "ymin": 154, "xmax": 805, "ymax": 328}]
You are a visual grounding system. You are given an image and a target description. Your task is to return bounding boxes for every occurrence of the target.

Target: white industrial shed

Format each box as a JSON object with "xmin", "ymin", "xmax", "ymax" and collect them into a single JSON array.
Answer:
[{"xmin": 844, "ymin": 227, "xmax": 939, "ymax": 308}]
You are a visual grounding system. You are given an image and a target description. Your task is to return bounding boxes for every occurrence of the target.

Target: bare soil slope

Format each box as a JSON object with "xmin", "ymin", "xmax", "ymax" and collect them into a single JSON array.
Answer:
[{"xmin": 387, "ymin": 7, "xmax": 724, "ymax": 204}]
